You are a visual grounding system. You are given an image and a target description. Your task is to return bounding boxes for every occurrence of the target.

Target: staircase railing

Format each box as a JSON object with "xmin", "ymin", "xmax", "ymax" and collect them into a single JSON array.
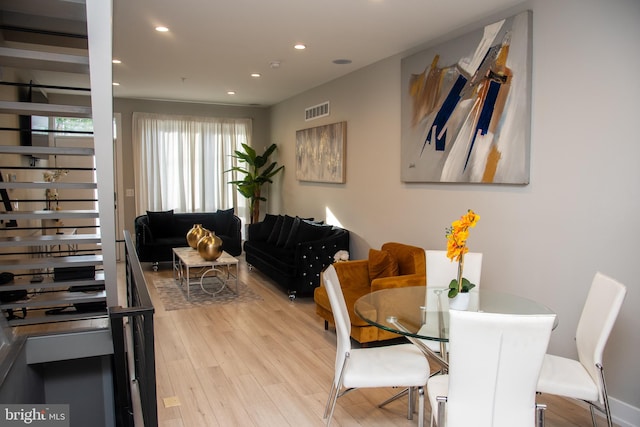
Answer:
[{"xmin": 109, "ymin": 230, "xmax": 156, "ymax": 427}]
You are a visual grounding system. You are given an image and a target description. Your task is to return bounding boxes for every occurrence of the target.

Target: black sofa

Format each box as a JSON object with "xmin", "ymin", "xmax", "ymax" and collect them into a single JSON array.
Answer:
[
  {"xmin": 134, "ymin": 209, "xmax": 242, "ymax": 267},
  {"xmin": 244, "ymin": 214, "xmax": 349, "ymax": 300}
]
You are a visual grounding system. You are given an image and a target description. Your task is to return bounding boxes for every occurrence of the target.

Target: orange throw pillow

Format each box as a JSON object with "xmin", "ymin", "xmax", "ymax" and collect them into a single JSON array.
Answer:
[{"xmin": 368, "ymin": 249, "xmax": 399, "ymax": 280}]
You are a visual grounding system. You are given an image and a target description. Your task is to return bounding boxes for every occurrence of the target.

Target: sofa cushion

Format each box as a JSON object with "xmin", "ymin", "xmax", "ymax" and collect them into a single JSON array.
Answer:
[
  {"xmin": 284, "ymin": 217, "xmax": 301, "ymax": 249},
  {"xmin": 291, "ymin": 219, "xmax": 332, "ymax": 244},
  {"xmin": 276, "ymin": 215, "xmax": 298, "ymax": 247},
  {"xmin": 146, "ymin": 209, "xmax": 174, "ymax": 238},
  {"xmin": 244, "ymin": 240, "xmax": 296, "ymax": 270},
  {"xmin": 174, "ymin": 216, "xmax": 195, "ymax": 237},
  {"xmin": 257, "ymin": 213, "xmax": 279, "ymax": 241},
  {"xmin": 174, "ymin": 215, "xmax": 215, "ymax": 237},
  {"xmin": 368, "ymin": 249, "xmax": 399, "ymax": 280},
  {"xmin": 267, "ymin": 215, "xmax": 284, "ymax": 244},
  {"xmin": 153, "ymin": 236, "xmax": 186, "ymax": 246},
  {"xmin": 214, "ymin": 208, "xmax": 235, "ymax": 235}
]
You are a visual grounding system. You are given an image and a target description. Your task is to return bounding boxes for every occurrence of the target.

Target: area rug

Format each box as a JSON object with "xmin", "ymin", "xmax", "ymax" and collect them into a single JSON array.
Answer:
[{"xmin": 152, "ymin": 277, "xmax": 263, "ymax": 311}]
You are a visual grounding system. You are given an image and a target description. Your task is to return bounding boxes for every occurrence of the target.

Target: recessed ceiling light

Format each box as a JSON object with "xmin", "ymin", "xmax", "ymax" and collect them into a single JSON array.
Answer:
[
  {"xmin": 294, "ymin": 43, "xmax": 306, "ymax": 50},
  {"xmin": 333, "ymin": 59, "xmax": 352, "ymax": 65},
  {"xmin": 112, "ymin": 59, "xmax": 122, "ymax": 64},
  {"xmin": 227, "ymin": 91, "xmax": 236, "ymax": 95},
  {"xmin": 250, "ymin": 73, "xmax": 261, "ymax": 78},
  {"xmin": 112, "ymin": 82, "xmax": 120, "ymax": 86},
  {"xmin": 155, "ymin": 26, "xmax": 169, "ymax": 32}
]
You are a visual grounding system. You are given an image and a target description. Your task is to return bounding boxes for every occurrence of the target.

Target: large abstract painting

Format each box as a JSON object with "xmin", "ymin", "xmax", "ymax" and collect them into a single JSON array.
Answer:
[
  {"xmin": 296, "ymin": 121, "xmax": 346, "ymax": 183},
  {"xmin": 401, "ymin": 11, "xmax": 532, "ymax": 184}
]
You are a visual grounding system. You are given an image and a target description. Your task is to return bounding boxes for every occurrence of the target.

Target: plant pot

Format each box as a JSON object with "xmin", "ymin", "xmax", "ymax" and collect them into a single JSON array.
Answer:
[{"xmin": 449, "ymin": 292, "xmax": 470, "ymax": 311}]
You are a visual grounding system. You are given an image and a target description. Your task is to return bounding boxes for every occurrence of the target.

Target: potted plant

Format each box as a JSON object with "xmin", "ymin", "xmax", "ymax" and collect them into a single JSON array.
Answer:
[
  {"xmin": 227, "ymin": 143, "xmax": 284, "ymax": 224},
  {"xmin": 446, "ymin": 209, "xmax": 480, "ymax": 308}
]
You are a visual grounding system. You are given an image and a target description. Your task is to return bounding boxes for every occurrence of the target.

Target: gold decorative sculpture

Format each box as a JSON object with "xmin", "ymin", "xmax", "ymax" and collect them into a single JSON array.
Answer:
[
  {"xmin": 197, "ymin": 230, "xmax": 223, "ymax": 261},
  {"xmin": 186, "ymin": 224, "xmax": 206, "ymax": 249}
]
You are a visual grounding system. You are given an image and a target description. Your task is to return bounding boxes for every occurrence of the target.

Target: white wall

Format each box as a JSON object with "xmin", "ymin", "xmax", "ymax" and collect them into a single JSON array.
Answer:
[{"xmin": 270, "ymin": 0, "xmax": 640, "ymax": 423}]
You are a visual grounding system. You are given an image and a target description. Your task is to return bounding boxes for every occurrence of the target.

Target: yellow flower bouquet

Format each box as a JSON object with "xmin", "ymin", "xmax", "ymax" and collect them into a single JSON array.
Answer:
[{"xmin": 446, "ymin": 209, "xmax": 480, "ymax": 298}]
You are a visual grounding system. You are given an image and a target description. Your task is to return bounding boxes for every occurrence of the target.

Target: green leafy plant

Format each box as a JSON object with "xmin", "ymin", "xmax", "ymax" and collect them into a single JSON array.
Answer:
[{"xmin": 227, "ymin": 143, "xmax": 284, "ymax": 224}]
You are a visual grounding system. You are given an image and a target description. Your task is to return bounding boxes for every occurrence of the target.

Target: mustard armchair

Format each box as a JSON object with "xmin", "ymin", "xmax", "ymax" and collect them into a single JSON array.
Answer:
[{"xmin": 314, "ymin": 242, "xmax": 426, "ymax": 344}]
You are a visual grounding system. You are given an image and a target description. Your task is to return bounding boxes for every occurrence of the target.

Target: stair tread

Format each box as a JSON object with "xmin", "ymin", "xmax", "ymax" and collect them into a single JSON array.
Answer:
[
  {"xmin": 0, "ymin": 145, "xmax": 94, "ymax": 156},
  {"xmin": 0, "ymin": 46, "xmax": 89, "ymax": 74},
  {"xmin": 0, "ymin": 272, "xmax": 105, "ymax": 291},
  {"xmin": 0, "ymin": 254, "xmax": 103, "ymax": 269},
  {"xmin": 0, "ymin": 101, "xmax": 91, "ymax": 118},
  {"xmin": 0, "ymin": 210, "xmax": 99, "ymax": 220},
  {"xmin": 7, "ymin": 311, "xmax": 108, "ymax": 327},
  {"xmin": 0, "ymin": 234, "xmax": 101, "ymax": 247},
  {"xmin": 0, "ymin": 182, "xmax": 97, "ymax": 189},
  {"xmin": 0, "ymin": 290, "xmax": 106, "ymax": 309}
]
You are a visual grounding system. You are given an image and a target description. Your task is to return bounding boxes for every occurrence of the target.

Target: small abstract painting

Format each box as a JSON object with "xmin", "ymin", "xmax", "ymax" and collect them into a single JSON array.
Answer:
[
  {"xmin": 401, "ymin": 11, "xmax": 532, "ymax": 184},
  {"xmin": 296, "ymin": 121, "xmax": 346, "ymax": 183}
]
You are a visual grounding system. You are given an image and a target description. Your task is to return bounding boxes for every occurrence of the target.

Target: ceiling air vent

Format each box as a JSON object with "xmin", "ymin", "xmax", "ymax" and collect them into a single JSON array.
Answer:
[{"xmin": 305, "ymin": 101, "xmax": 330, "ymax": 121}]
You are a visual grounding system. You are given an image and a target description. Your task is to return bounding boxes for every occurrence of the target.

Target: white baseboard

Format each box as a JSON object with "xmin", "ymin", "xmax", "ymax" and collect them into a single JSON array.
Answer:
[{"xmin": 611, "ymin": 397, "xmax": 640, "ymax": 427}]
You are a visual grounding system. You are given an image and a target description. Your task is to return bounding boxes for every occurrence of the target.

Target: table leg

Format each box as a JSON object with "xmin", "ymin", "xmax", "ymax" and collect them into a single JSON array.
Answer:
[
  {"xmin": 200, "ymin": 267, "xmax": 228, "ymax": 295},
  {"xmin": 229, "ymin": 263, "xmax": 238, "ymax": 294},
  {"xmin": 387, "ymin": 316, "xmax": 449, "ymax": 371},
  {"xmin": 184, "ymin": 263, "xmax": 191, "ymax": 300},
  {"xmin": 173, "ymin": 251, "xmax": 180, "ymax": 282}
]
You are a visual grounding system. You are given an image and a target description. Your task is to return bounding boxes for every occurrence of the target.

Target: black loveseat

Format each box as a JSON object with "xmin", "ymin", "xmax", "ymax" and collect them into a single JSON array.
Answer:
[
  {"xmin": 244, "ymin": 214, "xmax": 349, "ymax": 300},
  {"xmin": 134, "ymin": 209, "xmax": 242, "ymax": 267}
]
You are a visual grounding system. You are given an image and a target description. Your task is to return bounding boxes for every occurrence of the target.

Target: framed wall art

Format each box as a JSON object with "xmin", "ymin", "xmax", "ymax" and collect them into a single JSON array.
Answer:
[
  {"xmin": 401, "ymin": 10, "xmax": 532, "ymax": 184},
  {"xmin": 296, "ymin": 121, "xmax": 346, "ymax": 183}
]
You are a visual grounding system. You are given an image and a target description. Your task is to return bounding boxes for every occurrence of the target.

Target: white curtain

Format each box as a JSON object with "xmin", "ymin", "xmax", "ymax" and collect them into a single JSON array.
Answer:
[{"xmin": 133, "ymin": 113, "xmax": 250, "ymax": 221}]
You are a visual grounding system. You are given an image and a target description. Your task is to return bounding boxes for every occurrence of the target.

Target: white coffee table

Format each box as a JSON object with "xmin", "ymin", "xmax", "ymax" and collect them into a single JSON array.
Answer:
[{"xmin": 172, "ymin": 247, "xmax": 239, "ymax": 299}]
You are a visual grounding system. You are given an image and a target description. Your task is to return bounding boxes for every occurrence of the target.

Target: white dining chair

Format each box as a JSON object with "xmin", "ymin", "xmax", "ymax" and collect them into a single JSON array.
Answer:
[
  {"xmin": 536, "ymin": 272, "xmax": 627, "ymax": 427},
  {"xmin": 418, "ymin": 250, "xmax": 483, "ymax": 361},
  {"xmin": 425, "ymin": 250, "xmax": 483, "ymax": 291},
  {"xmin": 428, "ymin": 310, "xmax": 556, "ymax": 427},
  {"xmin": 322, "ymin": 264, "xmax": 430, "ymax": 427}
]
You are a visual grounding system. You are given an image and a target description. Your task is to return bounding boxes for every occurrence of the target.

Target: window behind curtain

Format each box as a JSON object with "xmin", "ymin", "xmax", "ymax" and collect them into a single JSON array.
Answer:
[{"xmin": 132, "ymin": 113, "xmax": 250, "ymax": 222}]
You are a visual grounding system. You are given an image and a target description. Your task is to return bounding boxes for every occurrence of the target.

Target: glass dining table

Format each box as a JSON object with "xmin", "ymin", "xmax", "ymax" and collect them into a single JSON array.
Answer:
[{"xmin": 354, "ymin": 286, "xmax": 556, "ymax": 369}]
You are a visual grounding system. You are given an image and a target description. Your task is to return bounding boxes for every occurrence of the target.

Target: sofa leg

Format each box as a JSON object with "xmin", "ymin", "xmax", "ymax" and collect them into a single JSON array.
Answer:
[{"xmin": 324, "ymin": 320, "xmax": 329, "ymax": 330}]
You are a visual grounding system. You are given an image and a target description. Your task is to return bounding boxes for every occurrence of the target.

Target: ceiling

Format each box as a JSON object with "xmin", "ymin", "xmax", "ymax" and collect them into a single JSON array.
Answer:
[{"xmin": 1, "ymin": 0, "xmax": 525, "ymax": 107}]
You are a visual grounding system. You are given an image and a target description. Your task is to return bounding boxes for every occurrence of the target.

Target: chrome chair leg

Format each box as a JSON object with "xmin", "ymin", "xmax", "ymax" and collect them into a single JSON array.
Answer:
[
  {"xmin": 378, "ymin": 387, "xmax": 409, "ymax": 408},
  {"xmin": 436, "ymin": 396, "xmax": 447, "ymax": 427},
  {"xmin": 418, "ymin": 386, "xmax": 425, "ymax": 427},
  {"xmin": 323, "ymin": 382, "xmax": 337, "ymax": 419},
  {"xmin": 596, "ymin": 363, "xmax": 613, "ymax": 427},
  {"xmin": 407, "ymin": 387, "xmax": 414, "ymax": 420},
  {"xmin": 536, "ymin": 403, "xmax": 547, "ymax": 427},
  {"xmin": 590, "ymin": 406, "xmax": 599, "ymax": 427},
  {"xmin": 325, "ymin": 355, "xmax": 350, "ymax": 426}
]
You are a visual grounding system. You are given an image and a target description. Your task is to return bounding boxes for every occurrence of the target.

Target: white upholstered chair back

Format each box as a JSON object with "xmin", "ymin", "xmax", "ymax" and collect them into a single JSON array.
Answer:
[
  {"xmin": 322, "ymin": 264, "xmax": 429, "ymax": 427},
  {"xmin": 575, "ymin": 272, "xmax": 626, "ymax": 403},
  {"xmin": 322, "ymin": 264, "xmax": 352, "ymax": 386},
  {"xmin": 425, "ymin": 250, "xmax": 483, "ymax": 288},
  {"xmin": 535, "ymin": 272, "xmax": 626, "ymax": 426},
  {"xmin": 424, "ymin": 250, "xmax": 482, "ymax": 312},
  {"xmin": 444, "ymin": 310, "xmax": 555, "ymax": 427}
]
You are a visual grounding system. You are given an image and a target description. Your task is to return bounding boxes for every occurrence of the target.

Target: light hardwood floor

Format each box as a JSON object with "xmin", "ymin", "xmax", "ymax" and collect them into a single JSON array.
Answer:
[{"xmin": 141, "ymin": 255, "xmax": 608, "ymax": 427}]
